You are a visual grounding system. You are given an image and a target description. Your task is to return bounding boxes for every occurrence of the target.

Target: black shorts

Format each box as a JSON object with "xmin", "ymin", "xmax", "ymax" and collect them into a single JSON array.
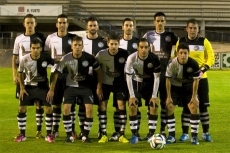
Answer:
[
  {"xmin": 100, "ymin": 83, "xmax": 128, "ymax": 105},
  {"xmin": 52, "ymin": 77, "xmax": 66, "ymax": 105},
  {"xmin": 198, "ymin": 78, "xmax": 210, "ymax": 107},
  {"xmin": 63, "ymin": 86, "xmax": 94, "ymax": 105},
  {"xmin": 171, "ymin": 85, "xmax": 193, "ymax": 107},
  {"xmin": 132, "ymin": 80, "xmax": 153, "ymax": 106},
  {"xmin": 19, "ymin": 86, "xmax": 51, "ymax": 107}
]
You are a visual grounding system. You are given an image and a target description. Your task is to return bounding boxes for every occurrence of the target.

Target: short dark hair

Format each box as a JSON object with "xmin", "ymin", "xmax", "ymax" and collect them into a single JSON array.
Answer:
[
  {"xmin": 187, "ymin": 18, "xmax": 199, "ymax": 26},
  {"xmin": 72, "ymin": 35, "xmax": 83, "ymax": 44},
  {"xmin": 30, "ymin": 37, "xmax": 42, "ymax": 47},
  {"xmin": 23, "ymin": 14, "xmax": 36, "ymax": 22},
  {"xmin": 108, "ymin": 34, "xmax": 120, "ymax": 43},
  {"xmin": 122, "ymin": 18, "xmax": 133, "ymax": 25},
  {"xmin": 87, "ymin": 16, "xmax": 97, "ymax": 23},
  {"xmin": 137, "ymin": 38, "xmax": 150, "ymax": 47},
  {"xmin": 57, "ymin": 14, "xmax": 68, "ymax": 20},
  {"xmin": 177, "ymin": 42, "xmax": 190, "ymax": 52},
  {"xmin": 154, "ymin": 12, "xmax": 166, "ymax": 20}
]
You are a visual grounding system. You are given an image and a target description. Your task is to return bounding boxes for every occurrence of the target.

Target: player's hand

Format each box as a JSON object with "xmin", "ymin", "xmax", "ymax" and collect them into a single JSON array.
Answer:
[
  {"xmin": 199, "ymin": 70, "xmax": 204, "ymax": 80},
  {"xmin": 96, "ymin": 87, "xmax": 103, "ymax": 101},
  {"xmin": 189, "ymin": 96, "xmax": 199, "ymax": 107},
  {"xmin": 13, "ymin": 76, "xmax": 19, "ymax": 85},
  {"xmin": 19, "ymin": 88, "xmax": 29, "ymax": 101},
  {"xmin": 129, "ymin": 97, "xmax": 138, "ymax": 107},
  {"xmin": 149, "ymin": 97, "xmax": 159, "ymax": 108},
  {"xmin": 46, "ymin": 90, "xmax": 54, "ymax": 103}
]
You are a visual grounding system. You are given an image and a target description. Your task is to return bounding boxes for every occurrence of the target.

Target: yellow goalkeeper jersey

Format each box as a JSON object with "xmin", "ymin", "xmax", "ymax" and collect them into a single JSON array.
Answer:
[{"xmin": 176, "ymin": 36, "xmax": 215, "ymax": 78}]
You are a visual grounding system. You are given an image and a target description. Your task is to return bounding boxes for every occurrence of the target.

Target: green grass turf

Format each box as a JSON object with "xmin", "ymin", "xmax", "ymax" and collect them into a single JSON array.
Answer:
[{"xmin": 0, "ymin": 67, "xmax": 229, "ymax": 153}]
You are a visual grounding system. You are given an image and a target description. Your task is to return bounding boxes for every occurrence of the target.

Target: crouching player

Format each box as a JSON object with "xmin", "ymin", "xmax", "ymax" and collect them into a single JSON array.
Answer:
[
  {"xmin": 125, "ymin": 38, "xmax": 161, "ymax": 144},
  {"xmin": 15, "ymin": 38, "xmax": 55, "ymax": 143},
  {"xmin": 165, "ymin": 42, "xmax": 200, "ymax": 145}
]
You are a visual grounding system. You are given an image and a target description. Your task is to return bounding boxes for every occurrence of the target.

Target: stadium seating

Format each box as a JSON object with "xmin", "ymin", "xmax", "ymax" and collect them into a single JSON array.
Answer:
[{"xmin": 69, "ymin": 0, "xmax": 230, "ymax": 27}]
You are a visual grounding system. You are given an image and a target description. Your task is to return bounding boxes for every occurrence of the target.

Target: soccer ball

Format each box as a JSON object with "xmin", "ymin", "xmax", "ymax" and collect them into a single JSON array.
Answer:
[{"xmin": 149, "ymin": 134, "xmax": 166, "ymax": 150}]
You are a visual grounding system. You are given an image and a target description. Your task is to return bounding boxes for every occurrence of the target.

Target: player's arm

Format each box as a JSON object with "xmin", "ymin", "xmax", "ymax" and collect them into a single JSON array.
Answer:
[
  {"xmin": 46, "ymin": 58, "xmax": 65, "ymax": 102},
  {"xmin": 94, "ymin": 67, "xmax": 103, "ymax": 100},
  {"xmin": 46, "ymin": 70, "xmax": 59, "ymax": 102},
  {"xmin": 12, "ymin": 55, "xmax": 19, "ymax": 84},
  {"xmin": 202, "ymin": 38, "xmax": 215, "ymax": 69},
  {"xmin": 165, "ymin": 60, "xmax": 174, "ymax": 106},
  {"xmin": 18, "ymin": 60, "xmax": 28, "ymax": 101},
  {"xmin": 165, "ymin": 77, "xmax": 171, "ymax": 99},
  {"xmin": 125, "ymin": 57, "xmax": 138, "ymax": 105},
  {"xmin": 92, "ymin": 58, "xmax": 103, "ymax": 100}
]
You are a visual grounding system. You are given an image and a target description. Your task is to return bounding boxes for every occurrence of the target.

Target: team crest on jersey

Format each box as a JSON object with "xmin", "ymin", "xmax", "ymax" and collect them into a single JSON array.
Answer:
[
  {"xmin": 165, "ymin": 36, "xmax": 171, "ymax": 42},
  {"xmin": 82, "ymin": 61, "xmax": 89, "ymax": 67},
  {"xmin": 132, "ymin": 43, "xmax": 137, "ymax": 49},
  {"xmin": 119, "ymin": 57, "xmax": 125, "ymax": 63},
  {"xmin": 98, "ymin": 42, "xmax": 104, "ymax": 48},
  {"xmin": 42, "ymin": 61, "xmax": 47, "ymax": 67},
  {"xmin": 147, "ymin": 63, "xmax": 153, "ymax": 68},
  {"xmin": 68, "ymin": 39, "xmax": 72, "ymax": 45},
  {"xmin": 187, "ymin": 67, "xmax": 193, "ymax": 73},
  {"xmin": 194, "ymin": 45, "xmax": 199, "ymax": 51}
]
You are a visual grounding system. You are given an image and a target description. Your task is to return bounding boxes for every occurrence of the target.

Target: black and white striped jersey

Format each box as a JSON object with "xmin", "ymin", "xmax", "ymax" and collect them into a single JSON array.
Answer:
[
  {"xmin": 143, "ymin": 31, "xmax": 178, "ymax": 73},
  {"xmin": 18, "ymin": 52, "xmax": 54, "ymax": 88},
  {"xmin": 56, "ymin": 52, "xmax": 100, "ymax": 87},
  {"xmin": 119, "ymin": 37, "xmax": 139, "ymax": 54},
  {"xmin": 96, "ymin": 48, "xmax": 129, "ymax": 85},
  {"xmin": 83, "ymin": 36, "xmax": 107, "ymax": 56},
  {"xmin": 165, "ymin": 57, "xmax": 200, "ymax": 87},
  {"xmin": 13, "ymin": 32, "xmax": 46, "ymax": 64},
  {"xmin": 125, "ymin": 52, "xmax": 161, "ymax": 83},
  {"xmin": 45, "ymin": 32, "xmax": 76, "ymax": 72}
]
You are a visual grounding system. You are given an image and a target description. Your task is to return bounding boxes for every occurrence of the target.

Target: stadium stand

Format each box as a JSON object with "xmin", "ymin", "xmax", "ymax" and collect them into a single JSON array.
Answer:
[{"xmin": 68, "ymin": 0, "xmax": 230, "ymax": 26}]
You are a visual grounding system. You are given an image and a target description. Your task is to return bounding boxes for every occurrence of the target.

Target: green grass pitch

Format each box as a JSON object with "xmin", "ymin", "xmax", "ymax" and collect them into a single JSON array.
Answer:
[{"xmin": 0, "ymin": 67, "xmax": 229, "ymax": 153}]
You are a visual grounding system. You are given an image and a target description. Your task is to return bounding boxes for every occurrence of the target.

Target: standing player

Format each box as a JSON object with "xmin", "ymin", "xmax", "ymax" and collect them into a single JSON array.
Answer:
[
  {"xmin": 143, "ymin": 12, "xmax": 178, "ymax": 138},
  {"xmin": 176, "ymin": 19, "xmax": 214, "ymax": 142},
  {"xmin": 165, "ymin": 42, "xmax": 200, "ymax": 145},
  {"xmin": 45, "ymin": 14, "xmax": 77, "ymax": 139},
  {"xmin": 110, "ymin": 18, "xmax": 141, "ymax": 141},
  {"xmin": 125, "ymin": 38, "xmax": 161, "ymax": 144},
  {"xmin": 78, "ymin": 16, "xmax": 107, "ymax": 139},
  {"xmin": 96, "ymin": 34, "xmax": 129, "ymax": 143},
  {"xmin": 12, "ymin": 14, "xmax": 46, "ymax": 139},
  {"xmin": 15, "ymin": 38, "xmax": 55, "ymax": 142},
  {"xmin": 47, "ymin": 36, "xmax": 103, "ymax": 143}
]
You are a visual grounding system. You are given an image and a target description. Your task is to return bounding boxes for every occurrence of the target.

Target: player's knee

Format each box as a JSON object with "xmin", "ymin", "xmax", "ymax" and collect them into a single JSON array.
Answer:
[
  {"xmin": 63, "ymin": 104, "xmax": 71, "ymax": 115},
  {"xmin": 129, "ymin": 104, "xmax": 137, "ymax": 113},
  {"xmin": 118, "ymin": 103, "xmax": 126, "ymax": 111},
  {"xmin": 188, "ymin": 103, "xmax": 199, "ymax": 114},
  {"xmin": 85, "ymin": 104, "xmax": 93, "ymax": 118},
  {"xmin": 166, "ymin": 103, "xmax": 175, "ymax": 116},
  {"xmin": 18, "ymin": 106, "xmax": 27, "ymax": 113},
  {"xmin": 98, "ymin": 101, "xmax": 107, "ymax": 111},
  {"xmin": 44, "ymin": 106, "xmax": 52, "ymax": 114}
]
